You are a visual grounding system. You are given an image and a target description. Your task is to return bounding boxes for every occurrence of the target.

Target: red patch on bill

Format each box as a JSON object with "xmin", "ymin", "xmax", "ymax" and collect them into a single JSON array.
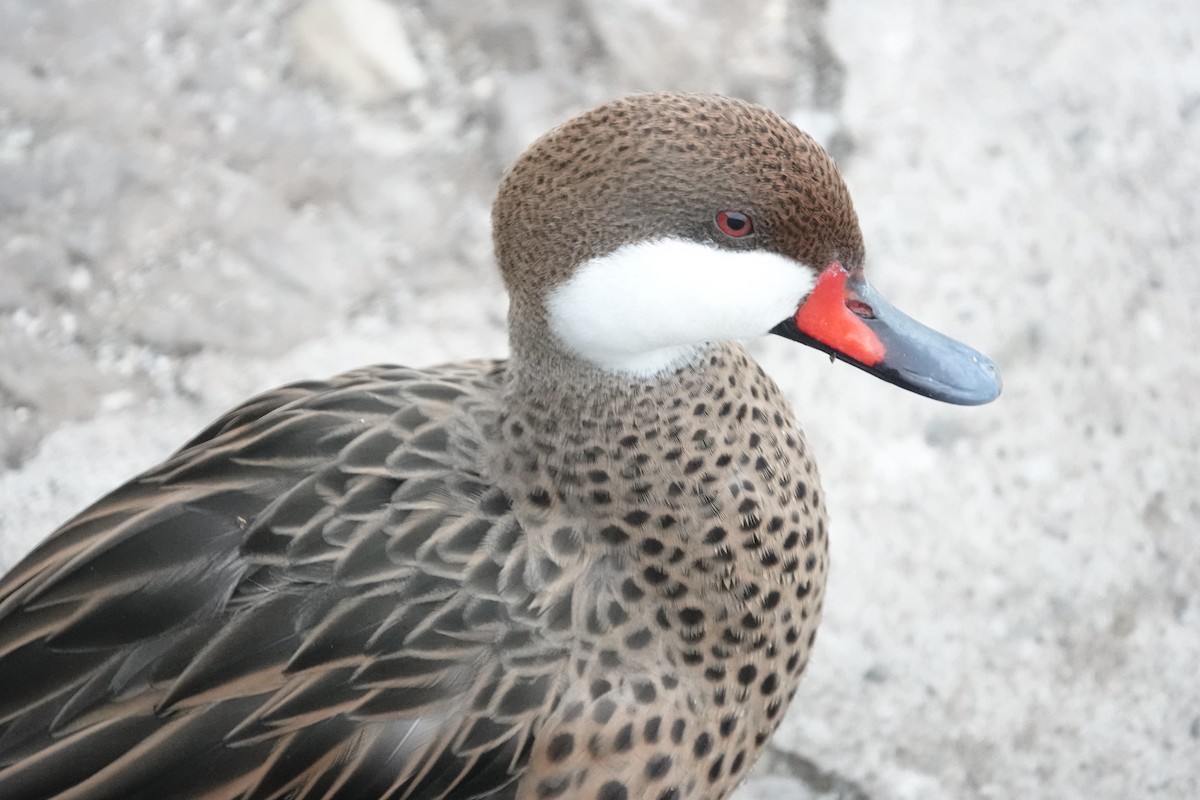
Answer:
[{"xmin": 794, "ymin": 263, "xmax": 885, "ymax": 366}]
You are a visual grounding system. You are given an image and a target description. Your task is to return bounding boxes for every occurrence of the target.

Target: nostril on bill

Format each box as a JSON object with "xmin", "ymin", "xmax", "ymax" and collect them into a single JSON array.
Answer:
[{"xmin": 846, "ymin": 299, "xmax": 875, "ymax": 319}]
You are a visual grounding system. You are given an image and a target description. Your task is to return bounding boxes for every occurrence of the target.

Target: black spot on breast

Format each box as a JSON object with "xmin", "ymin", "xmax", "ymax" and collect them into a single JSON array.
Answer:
[
  {"xmin": 621, "ymin": 579, "xmax": 645, "ymax": 602},
  {"xmin": 624, "ymin": 627, "xmax": 653, "ymax": 649},
  {"xmin": 624, "ymin": 510, "xmax": 651, "ymax": 526},
  {"xmin": 547, "ymin": 733, "xmax": 574, "ymax": 762},
  {"xmin": 646, "ymin": 753, "xmax": 672, "ymax": 780},
  {"xmin": 600, "ymin": 525, "xmax": 630, "ymax": 544},
  {"xmin": 707, "ymin": 754, "xmax": 725, "ymax": 783},
  {"xmin": 643, "ymin": 565, "xmax": 668, "ymax": 585},
  {"xmin": 597, "ymin": 780, "xmax": 628, "ymax": 800},
  {"xmin": 551, "ymin": 527, "xmax": 580, "ymax": 556},
  {"xmin": 614, "ymin": 722, "xmax": 634, "ymax": 752},
  {"xmin": 593, "ymin": 699, "xmax": 616, "ymax": 724}
]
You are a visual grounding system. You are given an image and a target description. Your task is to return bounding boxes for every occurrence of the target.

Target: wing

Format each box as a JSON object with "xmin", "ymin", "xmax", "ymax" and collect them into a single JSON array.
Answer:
[{"xmin": 0, "ymin": 361, "xmax": 566, "ymax": 800}]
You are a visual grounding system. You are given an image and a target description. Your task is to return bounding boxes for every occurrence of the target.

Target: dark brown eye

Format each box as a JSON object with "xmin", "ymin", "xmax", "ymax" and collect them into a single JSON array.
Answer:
[{"xmin": 715, "ymin": 210, "xmax": 754, "ymax": 238}]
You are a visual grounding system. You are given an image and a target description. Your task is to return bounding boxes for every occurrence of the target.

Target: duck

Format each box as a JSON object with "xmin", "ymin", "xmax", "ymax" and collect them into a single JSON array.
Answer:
[{"xmin": 0, "ymin": 92, "xmax": 1000, "ymax": 800}]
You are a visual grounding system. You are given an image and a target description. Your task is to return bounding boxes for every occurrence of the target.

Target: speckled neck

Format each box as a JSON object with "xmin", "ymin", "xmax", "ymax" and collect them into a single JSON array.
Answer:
[{"xmin": 494, "ymin": 336, "xmax": 826, "ymax": 592}]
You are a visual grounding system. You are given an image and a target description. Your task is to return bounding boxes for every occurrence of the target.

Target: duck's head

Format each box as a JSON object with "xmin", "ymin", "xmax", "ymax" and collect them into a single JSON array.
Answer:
[{"xmin": 493, "ymin": 92, "xmax": 1000, "ymax": 405}]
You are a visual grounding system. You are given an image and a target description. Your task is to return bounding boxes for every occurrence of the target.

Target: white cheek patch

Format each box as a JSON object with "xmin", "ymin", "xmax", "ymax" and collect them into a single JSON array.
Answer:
[{"xmin": 546, "ymin": 237, "xmax": 816, "ymax": 377}]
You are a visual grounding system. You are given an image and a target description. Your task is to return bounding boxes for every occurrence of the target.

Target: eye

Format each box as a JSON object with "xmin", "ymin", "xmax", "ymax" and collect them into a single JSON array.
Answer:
[{"xmin": 715, "ymin": 210, "xmax": 754, "ymax": 238}]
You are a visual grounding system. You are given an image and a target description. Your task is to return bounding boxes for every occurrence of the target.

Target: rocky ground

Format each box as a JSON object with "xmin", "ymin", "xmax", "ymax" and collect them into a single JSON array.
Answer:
[{"xmin": 1, "ymin": 0, "xmax": 1197, "ymax": 797}]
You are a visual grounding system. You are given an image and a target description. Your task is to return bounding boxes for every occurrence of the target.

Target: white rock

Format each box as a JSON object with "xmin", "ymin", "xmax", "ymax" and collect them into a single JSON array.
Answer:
[{"xmin": 293, "ymin": 0, "xmax": 427, "ymax": 101}]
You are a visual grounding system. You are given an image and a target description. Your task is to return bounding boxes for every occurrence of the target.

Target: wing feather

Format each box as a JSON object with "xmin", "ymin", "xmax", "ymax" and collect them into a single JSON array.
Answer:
[{"xmin": 0, "ymin": 360, "xmax": 561, "ymax": 799}]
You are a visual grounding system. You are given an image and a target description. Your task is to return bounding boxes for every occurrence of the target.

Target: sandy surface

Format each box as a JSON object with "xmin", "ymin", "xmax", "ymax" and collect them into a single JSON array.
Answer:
[{"xmin": 1, "ymin": 1, "xmax": 1197, "ymax": 797}]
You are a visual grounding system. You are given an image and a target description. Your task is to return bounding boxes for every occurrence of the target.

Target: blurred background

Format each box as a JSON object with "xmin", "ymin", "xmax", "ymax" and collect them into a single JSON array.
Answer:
[{"xmin": 1, "ymin": 0, "xmax": 1197, "ymax": 797}]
